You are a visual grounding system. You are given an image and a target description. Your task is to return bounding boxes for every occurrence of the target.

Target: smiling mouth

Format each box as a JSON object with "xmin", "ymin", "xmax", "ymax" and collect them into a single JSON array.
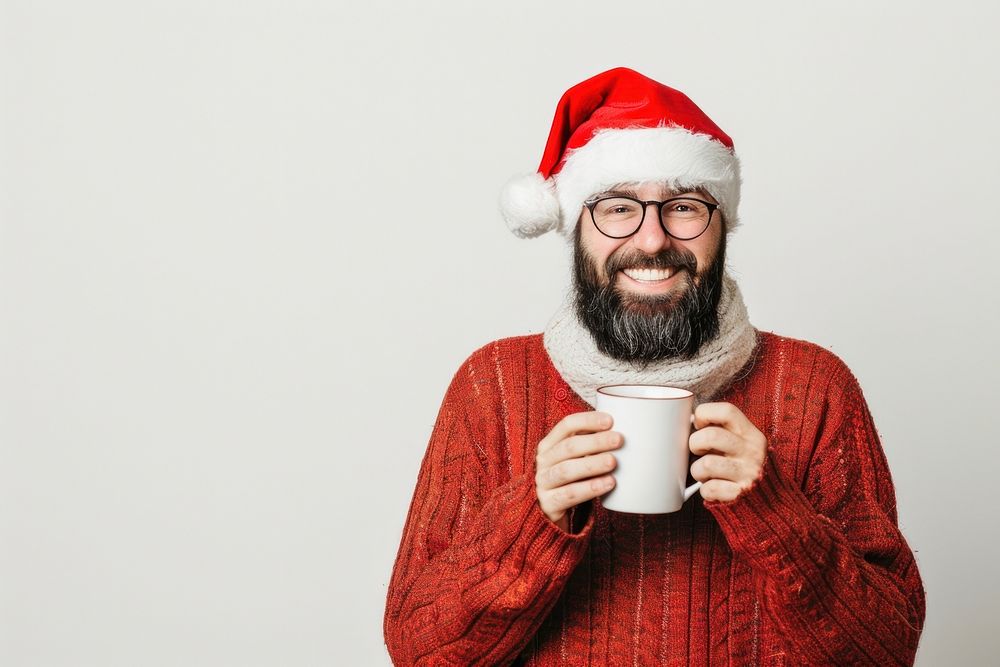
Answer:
[{"xmin": 620, "ymin": 267, "xmax": 677, "ymax": 283}]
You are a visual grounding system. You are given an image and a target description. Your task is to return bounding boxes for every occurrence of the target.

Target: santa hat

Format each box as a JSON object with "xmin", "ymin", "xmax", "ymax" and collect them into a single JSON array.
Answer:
[{"xmin": 499, "ymin": 67, "xmax": 742, "ymax": 239}]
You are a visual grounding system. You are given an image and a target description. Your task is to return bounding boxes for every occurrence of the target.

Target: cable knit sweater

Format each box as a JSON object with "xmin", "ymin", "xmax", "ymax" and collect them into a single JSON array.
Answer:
[{"xmin": 383, "ymin": 332, "xmax": 925, "ymax": 666}]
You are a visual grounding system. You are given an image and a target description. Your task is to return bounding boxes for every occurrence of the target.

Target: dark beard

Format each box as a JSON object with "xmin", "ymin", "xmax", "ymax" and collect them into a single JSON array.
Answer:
[{"xmin": 572, "ymin": 225, "xmax": 726, "ymax": 366}]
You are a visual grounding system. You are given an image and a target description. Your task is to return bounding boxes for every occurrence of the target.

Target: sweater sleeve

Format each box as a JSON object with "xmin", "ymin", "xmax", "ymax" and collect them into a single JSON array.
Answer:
[
  {"xmin": 383, "ymin": 348, "xmax": 593, "ymax": 666},
  {"xmin": 705, "ymin": 362, "xmax": 925, "ymax": 666}
]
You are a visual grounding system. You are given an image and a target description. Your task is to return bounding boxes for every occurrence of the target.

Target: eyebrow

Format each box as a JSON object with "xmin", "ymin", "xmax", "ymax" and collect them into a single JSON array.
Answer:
[{"xmin": 592, "ymin": 186, "xmax": 639, "ymax": 199}]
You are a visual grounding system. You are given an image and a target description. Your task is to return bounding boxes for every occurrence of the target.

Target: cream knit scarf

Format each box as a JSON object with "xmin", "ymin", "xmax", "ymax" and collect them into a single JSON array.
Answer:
[{"xmin": 543, "ymin": 274, "xmax": 759, "ymax": 406}]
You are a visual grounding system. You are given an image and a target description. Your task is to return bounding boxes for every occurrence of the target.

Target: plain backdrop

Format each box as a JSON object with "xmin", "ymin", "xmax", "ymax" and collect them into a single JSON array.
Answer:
[{"xmin": 2, "ymin": 1, "xmax": 998, "ymax": 665}]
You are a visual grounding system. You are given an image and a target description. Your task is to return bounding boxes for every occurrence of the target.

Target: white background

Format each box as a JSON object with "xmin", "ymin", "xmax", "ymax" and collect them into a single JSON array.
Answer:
[{"xmin": 2, "ymin": 1, "xmax": 998, "ymax": 665}]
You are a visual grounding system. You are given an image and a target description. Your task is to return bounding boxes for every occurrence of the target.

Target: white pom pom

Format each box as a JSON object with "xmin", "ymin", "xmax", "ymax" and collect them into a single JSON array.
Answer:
[{"xmin": 498, "ymin": 172, "xmax": 561, "ymax": 239}]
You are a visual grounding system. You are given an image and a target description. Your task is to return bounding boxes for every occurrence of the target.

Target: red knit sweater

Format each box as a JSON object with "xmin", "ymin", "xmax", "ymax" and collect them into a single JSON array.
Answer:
[{"xmin": 384, "ymin": 332, "xmax": 925, "ymax": 666}]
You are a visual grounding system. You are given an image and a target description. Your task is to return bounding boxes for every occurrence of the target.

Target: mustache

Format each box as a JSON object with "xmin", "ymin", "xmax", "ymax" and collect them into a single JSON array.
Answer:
[{"xmin": 606, "ymin": 247, "xmax": 698, "ymax": 276}]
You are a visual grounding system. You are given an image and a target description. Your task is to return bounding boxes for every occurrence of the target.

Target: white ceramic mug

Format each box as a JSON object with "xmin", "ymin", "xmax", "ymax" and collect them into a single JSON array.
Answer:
[{"xmin": 595, "ymin": 384, "xmax": 702, "ymax": 514}]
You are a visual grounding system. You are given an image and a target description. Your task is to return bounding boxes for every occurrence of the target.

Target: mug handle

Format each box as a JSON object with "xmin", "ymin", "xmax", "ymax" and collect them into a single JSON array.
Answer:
[{"xmin": 686, "ymin": 415, "xmax": 703, "ymax": 501}]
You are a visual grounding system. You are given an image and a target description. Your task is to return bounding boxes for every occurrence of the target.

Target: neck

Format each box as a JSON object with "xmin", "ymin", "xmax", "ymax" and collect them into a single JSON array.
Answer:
[{"xmin": 542, "ymin": 273, "xmax": 759, "ymax": 406}]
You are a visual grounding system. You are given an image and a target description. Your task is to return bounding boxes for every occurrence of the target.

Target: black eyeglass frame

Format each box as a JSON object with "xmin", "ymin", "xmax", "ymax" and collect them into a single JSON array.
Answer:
[{"xmin": 583, "ymin": 195, "xmax": 719, "ymax": 240}]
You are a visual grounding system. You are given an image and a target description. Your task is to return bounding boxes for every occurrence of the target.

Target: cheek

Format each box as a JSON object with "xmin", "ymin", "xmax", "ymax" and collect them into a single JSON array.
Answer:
[
  {"xmin": 580, "ymin": 229, "xmax": 621, "ymax": 272},
  {"xmin": 594, "ymin": 245, "xmax": 627, "ymax": 281},
  {"xmin": 695, "ymin": 231, "xmax": 724, "ymax": 271}
]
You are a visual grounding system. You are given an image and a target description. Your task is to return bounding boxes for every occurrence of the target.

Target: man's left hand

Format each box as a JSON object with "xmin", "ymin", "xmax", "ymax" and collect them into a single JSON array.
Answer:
[{"xmin": 688, "ymin": 402, "xmax": 767, "ymax": 503}]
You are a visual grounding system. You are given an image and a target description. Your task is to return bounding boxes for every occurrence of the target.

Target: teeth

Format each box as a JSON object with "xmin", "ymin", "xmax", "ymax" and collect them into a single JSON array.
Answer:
[{"xmin": 623, "ymin": 267, "xmax": 673, "ymax": 282}]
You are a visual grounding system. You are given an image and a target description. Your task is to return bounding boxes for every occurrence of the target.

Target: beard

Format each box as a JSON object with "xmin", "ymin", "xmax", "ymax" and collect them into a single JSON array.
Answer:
[{"xmin": 572, "ymin": 224, "xmax": 726, "ymax": 365}]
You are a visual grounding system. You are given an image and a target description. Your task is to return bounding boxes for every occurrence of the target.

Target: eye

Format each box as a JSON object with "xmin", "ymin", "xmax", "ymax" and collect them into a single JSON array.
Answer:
[
  {"xmin": 664, "ymin": 200, "xmax": 708, "ymax": 218},
  {"xmin": 595, "ymin": 199, "xmax": 641, "ymax": 216},
  {"xmin": 670, "ymin": 202, "xmax": 694, "ymax": 212}
]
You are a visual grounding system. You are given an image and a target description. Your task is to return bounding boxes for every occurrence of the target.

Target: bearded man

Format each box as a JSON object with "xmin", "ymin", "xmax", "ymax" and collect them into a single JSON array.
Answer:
[{"xmin": 383, "ymin": 68, "xmax": 925, "ymax": 666}]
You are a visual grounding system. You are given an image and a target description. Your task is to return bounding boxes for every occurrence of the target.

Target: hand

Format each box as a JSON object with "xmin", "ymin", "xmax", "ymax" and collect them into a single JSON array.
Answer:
[
  {"xmin": 535, "ymin": 411, "xmax": 622, "ymax": 532},
  {"xmin": 689, "ymin": 402, "xmax": 767, "ymax": 502}
]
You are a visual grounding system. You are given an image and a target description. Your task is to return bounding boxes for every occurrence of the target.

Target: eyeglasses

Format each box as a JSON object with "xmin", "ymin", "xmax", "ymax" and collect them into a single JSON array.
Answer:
[{"xmin": 583, "ymin": 196, "xmax": 718, "ymax": 240}]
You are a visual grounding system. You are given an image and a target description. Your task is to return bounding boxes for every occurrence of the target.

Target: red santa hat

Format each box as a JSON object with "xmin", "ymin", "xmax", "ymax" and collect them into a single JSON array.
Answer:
[{"xmin": 499, "ymin": 67, "xmax": 742, "ymax": 239}]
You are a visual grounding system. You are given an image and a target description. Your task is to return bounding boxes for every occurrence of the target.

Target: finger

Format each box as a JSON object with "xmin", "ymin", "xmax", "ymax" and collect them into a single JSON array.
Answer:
[
  {"xmin": 698, "ymin": 478, "xmax": 743, "ymax": 503},
  {"xmin": 689, "ymin": 453, "xmax": 754, "ymax": 483},
  {"xmin": 538, "ymin": 429, "xmax": 623, "ymax": 469},
  {"xmin": 537, "ymin": 451, "xmax": 618, "ymax": 491},
  {"xmin": 688, "ymin": 425, "xmax": 742, "ymax": 456},
  {"xmin": 538, "ymin": 411, "xmax": 613, "ymax": 456},
  {"xmin": 539, "ymin": 474, "xmax": 616, "ymax": 519},
  {"xmin": 693, "ymin": 402, "xmax": 759, "ymax": 438}
]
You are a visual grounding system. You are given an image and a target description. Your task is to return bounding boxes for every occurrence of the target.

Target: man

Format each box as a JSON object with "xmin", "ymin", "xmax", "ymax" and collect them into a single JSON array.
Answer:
[{"xmin": 384, "ymin": 68, "xmax": 925, "ymax": 665}]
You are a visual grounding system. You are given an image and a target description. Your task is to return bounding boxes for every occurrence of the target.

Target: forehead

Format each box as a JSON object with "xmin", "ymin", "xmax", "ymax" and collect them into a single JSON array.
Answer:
[{"xmin": 591, "ymin": 181, "xmax": 709, "ymax": 198}]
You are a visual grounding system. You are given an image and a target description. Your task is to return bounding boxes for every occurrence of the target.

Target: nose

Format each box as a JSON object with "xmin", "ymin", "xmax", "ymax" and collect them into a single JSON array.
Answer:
[{"xmin": 631, "ymin": 203, "xmax": 672, "ymax": 254}]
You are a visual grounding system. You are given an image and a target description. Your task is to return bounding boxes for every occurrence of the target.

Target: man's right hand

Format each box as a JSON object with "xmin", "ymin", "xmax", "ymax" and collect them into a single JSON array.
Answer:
[{"xmin": 535, "ymin": 411, "xmax": 622, "ymax": 532}]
